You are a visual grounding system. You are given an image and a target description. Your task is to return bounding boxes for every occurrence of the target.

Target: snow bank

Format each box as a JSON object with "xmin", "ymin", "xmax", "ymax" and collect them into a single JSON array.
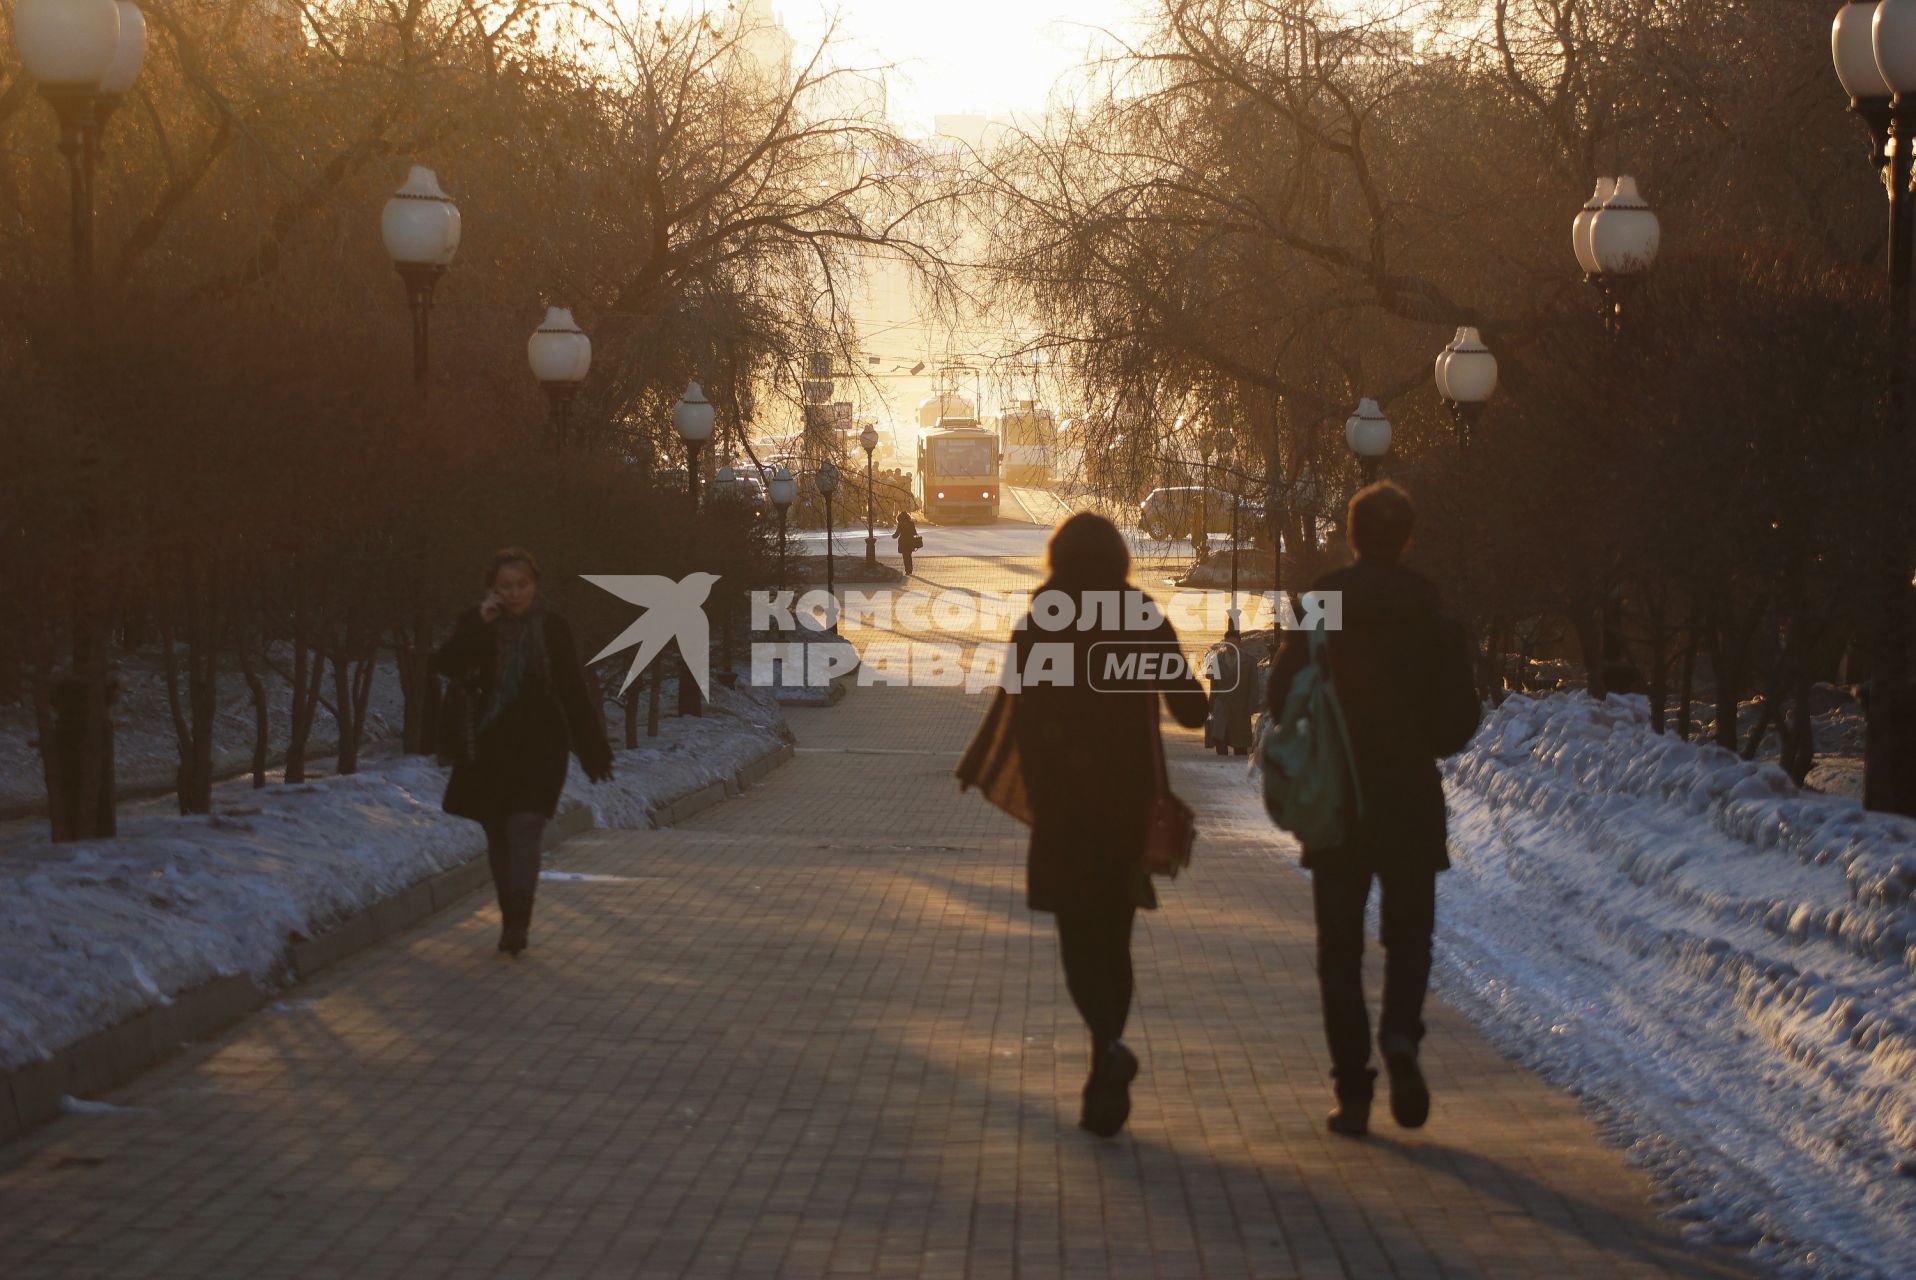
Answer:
[
  {"xmin": 0, "ymin": 686, "xmax": 790, "ymax": 1074},
  {"xmin": 1440, "ymin": 692, "xmax": 1916, "ymax": 1278}
]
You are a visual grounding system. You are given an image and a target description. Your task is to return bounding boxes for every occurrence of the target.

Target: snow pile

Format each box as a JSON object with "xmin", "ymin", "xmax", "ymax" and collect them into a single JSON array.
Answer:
[
  {"xmin": 1440, "ymin": 692, "xmax": 1916, "ymax": 1278},
  {"xmin": 0, "ymin": 686, "xmax": 789, "ymax": 1073}
]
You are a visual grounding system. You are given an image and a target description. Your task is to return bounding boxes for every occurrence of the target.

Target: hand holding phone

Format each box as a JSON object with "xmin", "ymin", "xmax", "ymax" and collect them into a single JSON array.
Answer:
[{"xmin": 480, "ymin": 591, "xmax": 504, "ymax": 622}]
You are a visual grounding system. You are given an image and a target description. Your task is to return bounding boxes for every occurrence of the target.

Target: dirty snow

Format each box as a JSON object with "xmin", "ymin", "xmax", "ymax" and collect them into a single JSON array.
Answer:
[{"xmin": 1436, "ymin": 692, "xmax": 1916, "ymax": 1279}]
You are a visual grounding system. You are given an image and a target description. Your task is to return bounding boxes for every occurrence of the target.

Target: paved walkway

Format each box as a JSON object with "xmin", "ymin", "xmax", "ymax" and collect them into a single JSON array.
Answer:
[{"xmin": 0, "ymin": 559, "xmax": 1754, "ymax": 1278}]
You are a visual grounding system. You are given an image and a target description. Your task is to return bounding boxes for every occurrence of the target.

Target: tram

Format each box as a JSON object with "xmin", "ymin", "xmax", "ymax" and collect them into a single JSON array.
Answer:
[
  {"xmin": 916, "ymin": 416, "xmax": 1001, "ymax": 523},
  {"xmin": 999, "ymin": 401, "xmax": 1057, "ymax": 484}
]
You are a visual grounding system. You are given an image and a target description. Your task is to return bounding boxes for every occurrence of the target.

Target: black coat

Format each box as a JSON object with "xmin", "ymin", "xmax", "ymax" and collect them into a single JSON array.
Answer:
[
  {"xmin": 1010, "ymin": 594, "xmax": 1208, "ymax": 912},
  {"xmin": 431, "ymin": 605, "xmax": 612, "ymax": 823},
  {"xmin": 1267, "ymin": 559, "xmax": 1477, "ymax": 873}
]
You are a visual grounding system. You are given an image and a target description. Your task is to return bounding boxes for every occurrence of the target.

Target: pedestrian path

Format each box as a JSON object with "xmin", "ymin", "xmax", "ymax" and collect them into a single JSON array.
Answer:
[{"xmin": 0, "ymin": 559, "xmax": 1756, "ymax": 1279}]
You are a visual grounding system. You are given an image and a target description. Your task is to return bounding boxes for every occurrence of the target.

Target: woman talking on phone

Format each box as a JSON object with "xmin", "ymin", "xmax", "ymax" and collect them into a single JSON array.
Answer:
[{"xmin": 432, "ymin": 547, "xmax": 614, "ymax": 956}]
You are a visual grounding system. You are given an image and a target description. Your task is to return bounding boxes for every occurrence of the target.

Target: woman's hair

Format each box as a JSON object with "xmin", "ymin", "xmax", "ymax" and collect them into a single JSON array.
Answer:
[
  {"xmin": 486, "ymin": 546, "xmax": 541, "ymax": 587},
  {"xmin": 1045, "ymin": 513, "xmax": 1130, "ymax": 589}
]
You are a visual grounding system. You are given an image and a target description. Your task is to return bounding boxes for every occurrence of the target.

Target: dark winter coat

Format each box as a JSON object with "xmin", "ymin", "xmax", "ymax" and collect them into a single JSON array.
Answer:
[
  {"xmin": 431, "ymin": 604, "xmax": 612, "ymax": 823},
  {"xmin": 1203, "ymin": 640, "xmax": 1257, "ymax": 750},
  {"xmin": 1267, "ymin": 559, "xmax": 1478, "ymax": 873},
  {"xmin": 1001, "ymin": 589, "xmax": 1208, "ymax": 912}
]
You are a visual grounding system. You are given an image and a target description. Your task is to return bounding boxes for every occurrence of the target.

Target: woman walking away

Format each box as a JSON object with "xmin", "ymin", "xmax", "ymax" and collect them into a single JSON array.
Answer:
[
  {"xmin": 958, "ymin": 513, "xmax": 1206, "ymax": 1137},
  {"xmin": 1204, "ymin": 622, "xmax": 1255, "ymax": 757},
  {"xmin": 432, "ymin": 548, "xmax": 614, "ymax": 956},
  {"xmin": 893, "ymin": 509, "xmax": 921, "ymax": 576}
]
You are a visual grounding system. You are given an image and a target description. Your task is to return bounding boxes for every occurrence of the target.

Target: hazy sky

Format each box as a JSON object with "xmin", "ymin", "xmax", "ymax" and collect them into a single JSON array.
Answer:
[{"xmin": 764, "ymin": 0, "xmax": 1143, "ymax": 131}]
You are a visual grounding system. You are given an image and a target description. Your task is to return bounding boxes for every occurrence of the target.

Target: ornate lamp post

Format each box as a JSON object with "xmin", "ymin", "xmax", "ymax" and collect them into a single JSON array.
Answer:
[
  {"xmin": 1215, "ymin": 428, "xmax": 1240, "ymax": 625},
  {"xmin": 770, "ymin": 466, "xmax": 796, "ymax": 596},
  {"xmin": 14, "ymin": 0, "xmax": 143, "ymax": 293},
  {"xmin": 816, "ymin": 460, "xmax": 841, "ymax": 632},
  {"xmin": 1434, "ymin": 326, "xmax": 1498, "ymax": 448},
  {"xmin": 670, "ymin": 381, "xmax": 717, "ymax": 717},
  {"xmin": 16, "ymin": 0, "xmax": 149, "ymax": 840},
  {"xmin": 1344, "ymin": 398, "xmax": 1392, "ymax": 487},
  {"xmin": 1578, "ymin": 176, "xmax": 1660, "ymax": 336},
  {"xmin": 1832, "ymin": 0, "xmax": 1916, "ymax": 813},
  {"xmin": 381, "ymin": 165, "xmax": 462, "ymax": 389},
  {"xmin": 674, "ymin": 379, "xmax": 717, "ymax": 511},
  {"xmin": 860, "ymin": 423, "xmax": 880, "ymax": 571},
  {"xmin": 527, "ymin": 307, "xmax": 591, "ymax": 452}
]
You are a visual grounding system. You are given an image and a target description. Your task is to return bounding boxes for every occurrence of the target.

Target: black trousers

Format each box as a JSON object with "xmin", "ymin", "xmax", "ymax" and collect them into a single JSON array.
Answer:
[
  {"xmin": 482, "ymin": 812, "xmax": 546, "ymax": 918},
  {"xmin": 1055, "ymin": 904, "xmax": 1136, "ymax": 1049},
  {"xmin": 1310, "ymin": 865, "xmax": 1436, "ymax": 1084}
]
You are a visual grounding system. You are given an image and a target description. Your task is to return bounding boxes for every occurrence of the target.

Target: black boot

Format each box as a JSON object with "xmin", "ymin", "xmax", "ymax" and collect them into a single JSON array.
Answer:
[
  {"xmin": 1327, "ymin": 1068, "xmax": 1376, "ymax": 1138},
  {"xmin": 1380, "ymin": 1034, "xmax": 1429, "ymax": 1128},
  {"xmin": 1079, "ymin": 1039, "xmax": 1139, "ymax": 1138},
  {"xmin": 500, "ymin": 891, "xmax": 532, "ymax": 957}
]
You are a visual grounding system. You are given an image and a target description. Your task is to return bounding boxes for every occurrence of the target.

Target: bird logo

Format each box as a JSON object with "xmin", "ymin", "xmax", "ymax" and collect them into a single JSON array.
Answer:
[{"xmin": 583, "ymin": 572, "xmax": 722, "ymax": 698}]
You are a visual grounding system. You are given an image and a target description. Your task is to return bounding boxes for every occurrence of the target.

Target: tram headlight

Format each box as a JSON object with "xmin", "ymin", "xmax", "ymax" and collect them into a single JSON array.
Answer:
[
  {"xmin": 981, "ymin": 490, "xmax": 991, "ymax": 499},
  {"xmin": 936, "ymin": 491, "xmax": 945, "ymax": 499}
]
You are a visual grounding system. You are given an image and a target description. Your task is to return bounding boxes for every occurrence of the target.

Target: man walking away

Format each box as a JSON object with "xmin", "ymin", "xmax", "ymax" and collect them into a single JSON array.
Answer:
[{"xmin": 1266, "ymin": 481, "xmax": 1480, "ymax": 1137}]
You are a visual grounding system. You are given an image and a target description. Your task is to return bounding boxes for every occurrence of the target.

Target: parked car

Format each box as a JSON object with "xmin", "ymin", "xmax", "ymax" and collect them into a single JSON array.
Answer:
[{"xmin": 1138, "ymin": 486, "xmax": 1257, "ymax": 541}]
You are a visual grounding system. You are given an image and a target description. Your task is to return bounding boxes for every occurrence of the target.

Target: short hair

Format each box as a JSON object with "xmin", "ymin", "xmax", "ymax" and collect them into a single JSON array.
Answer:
[
  {"xmin": 1046, "ymin": 512, "xmax": 1130, "ymax": 589},
  {"xmin": 487, "ymin": 546, "xmax": 541, "ymax": 587},
  {"xmin": 1347, "ymin": 481, "xmax": 1414, "ymax": 562}
]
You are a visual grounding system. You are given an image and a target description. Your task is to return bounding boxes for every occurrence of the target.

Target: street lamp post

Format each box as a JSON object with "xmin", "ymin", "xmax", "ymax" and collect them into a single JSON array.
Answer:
[
  {"xmin": 1344, "ymin": 399, "xmax": 1392, "ymax": 487},
  {"xmin": 1215, "ymin": 428, "xmax": 1239, "ymax": 626},
  {"xmin": 16, "ymin": 0, "xmax": 148, "ymax": 840},
  {"xmin": 817, "ymin": 460, "xmax": 841, "ymax": 632},
  {"xmin": 673, "ymin": 380, "xmax": 718, "ymax": 717},
  {"xmin": 15, "ymin": 0, "xmax": 142, "ymax": 294},
  {"xmin": 381, "ymin": 165, "xmax": 462, "ymax": 390},
  {"xmin": 1572, "ymin": 181, "xmax": 1658, "ymax": 696},
  {"xmin": 1434, "ymin": 326, "xmax": 1498, "ymax": 447},
  {"xmin": 860, "ymin": 424, "xmax": 880, "ymax": 571},
  {"xmin": 771, "ymin": 466, "xmax": 796, "ymax": 597},
  {"xmin": 379, "ymin": 170, "xmax": 458, "ymax": 760},
  {"xmin": 1578, "ymin": 175, "xmax": 1660, "ymax": 337},
  {"xmin": 675, "ymin": 380, "xmax": 717, "ymax": 511},
  {"xmin": 1833, "ymin": 1, "xmax": 1916, "ymax": 813},
  {"xmin": 527, "ymin": 307, "xmax": 591, "ymax": 452}
]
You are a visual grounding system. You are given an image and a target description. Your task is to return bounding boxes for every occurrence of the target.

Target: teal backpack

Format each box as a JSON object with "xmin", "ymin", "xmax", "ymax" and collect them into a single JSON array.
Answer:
[{"xmin": 1256, "ymin": 624, "xmax": 1362, "ymax": 850}]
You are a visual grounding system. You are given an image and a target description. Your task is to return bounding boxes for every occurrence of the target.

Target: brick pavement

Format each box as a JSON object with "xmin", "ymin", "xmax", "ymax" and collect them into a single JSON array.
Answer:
[{"xmin": 0, "ymin": 557, "xmax": 1756, "ymax": 1278}]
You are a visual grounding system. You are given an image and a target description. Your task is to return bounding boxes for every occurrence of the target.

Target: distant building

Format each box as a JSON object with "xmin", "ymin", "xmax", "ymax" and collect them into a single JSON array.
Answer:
[{"xmin": 733, "ymin": 0, "xmax": 796, "ymax": 85}]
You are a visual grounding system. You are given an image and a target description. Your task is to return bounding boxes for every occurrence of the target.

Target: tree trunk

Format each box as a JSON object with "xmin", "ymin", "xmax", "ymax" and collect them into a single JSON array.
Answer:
[
  {"xmin": 1676, "ymin": 620, "xmax": 1699, "ymax": 741},
  {"xmin": 1574, "ymin": 607, "xmax": 1608, "ymax": 699},
  {"xmin": 286, "ymin": 555, "xmax": 320, "ymax": 783},
  {"xmin": 235, "ymin": 636, "xmax": 271, "ymax": 789},
  {"xmin": 1643, "ymin": 584, "xmax": 1669, "ymax": 734},
  {"xmin": 648, "ymin": 662, "xmax": 662, "ymax": 738}
]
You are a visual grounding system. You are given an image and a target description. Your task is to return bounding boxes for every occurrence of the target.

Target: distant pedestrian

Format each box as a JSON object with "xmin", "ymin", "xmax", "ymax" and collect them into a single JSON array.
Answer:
[
  {"xmin": 893, "ymin": 509, "xmax": 921, "ymax": 576},
  {"xmin": 1189, "ymin": 502, "xmax": 1208, "ymax": 563},
  {"xmin": 1266, "ymin": 482, "xmax": 1479, "ymax": 1136},
  {"xmin": 432, "ymin": 548, "xmax": 614, "ymax": 957},
  {"xmin": 1204, "ymin": 623, "xmax": 1255, "ymax": 756},
  {"xmin": 957, "ymin": 513, "xmax": 1207, "ymax": 1137}
]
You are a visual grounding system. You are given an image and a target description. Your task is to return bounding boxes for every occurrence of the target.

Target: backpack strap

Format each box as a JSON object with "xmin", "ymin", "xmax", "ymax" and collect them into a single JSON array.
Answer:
[{"xmin": 1305, "ymin": 618, "xmax": 1365, "ymax": 820}]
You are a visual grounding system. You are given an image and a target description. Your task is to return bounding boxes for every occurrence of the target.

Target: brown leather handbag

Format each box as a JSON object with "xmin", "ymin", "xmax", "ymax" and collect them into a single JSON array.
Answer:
[{"xmin": 1141, "ymin": 697, "xmax": 1195, "ymax": 878}]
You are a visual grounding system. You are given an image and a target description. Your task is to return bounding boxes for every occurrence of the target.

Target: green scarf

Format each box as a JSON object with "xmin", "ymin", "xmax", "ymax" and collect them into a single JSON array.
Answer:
[{"xmin": 480, "ymin": 595, "xmax": 551, "ymax": 732}]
